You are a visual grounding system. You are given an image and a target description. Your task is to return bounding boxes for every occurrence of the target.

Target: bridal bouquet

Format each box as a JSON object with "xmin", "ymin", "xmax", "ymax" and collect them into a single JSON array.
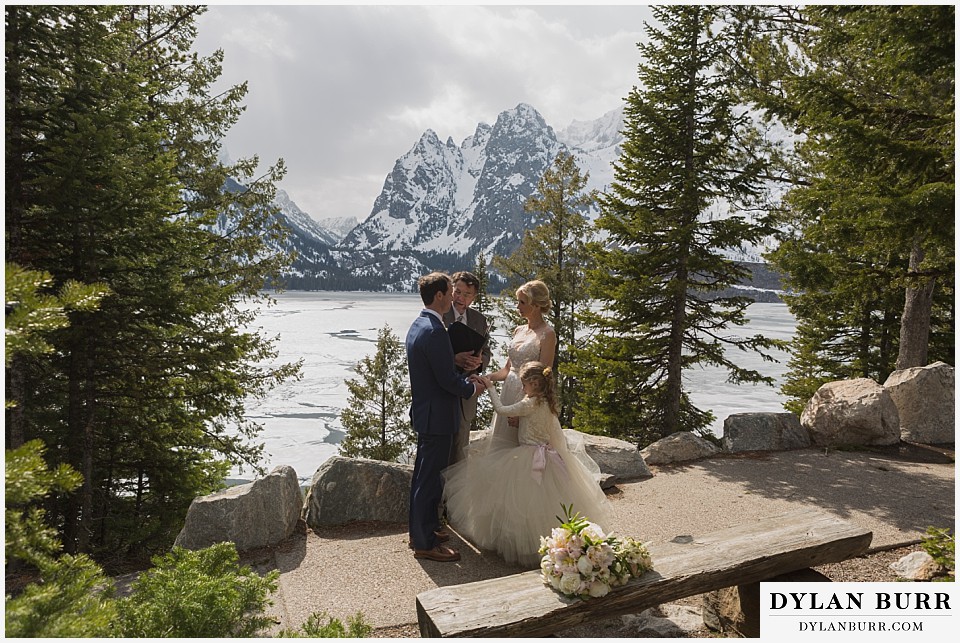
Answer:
[{"xmin": 538, "ymin": 504, "xmax": 652, "ymax": 598}]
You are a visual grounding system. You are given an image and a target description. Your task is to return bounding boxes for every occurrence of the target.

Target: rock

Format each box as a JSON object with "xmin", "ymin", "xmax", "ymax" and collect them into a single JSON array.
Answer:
[
  {"xmin": 883, "ymin": 362, "xmax": 955, "ymax": 445},
  {"xmin": 174, "ymin": 465, "xmax": 303, "ymax": 552},
  {"xmin": 703, "ymin": 568, "xmax": 830, "ymax": 637},
  {"xmin": 723, "ymin": 412, "xmax": 811, "ymax": 452},
  {"xmin": 569, "ymin": 430, "xmax": 653, "ymax": 481},
  {"xmin": 640, "ymin": 431, "xmax": 720, "ymax": 465},
  {"xmin": 800, "ymin": 378, "xmax": 900, "ymax": 447},
  {"xmin": 617, "ymin": 604, "xmax": 703, "ymax": 637},
  {"xmin": 304, "ymin": 456, "xmax": 412, "ymax": 528},
  {"xmin": 889, "ymin": 551, "xmax": 942, "ymax": 580}
]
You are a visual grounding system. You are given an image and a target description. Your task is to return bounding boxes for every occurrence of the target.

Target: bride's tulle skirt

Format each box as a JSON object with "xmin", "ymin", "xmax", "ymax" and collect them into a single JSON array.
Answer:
[{"xmin": 441, "ymin": 432, "xmax": 612, "ymax": 568}]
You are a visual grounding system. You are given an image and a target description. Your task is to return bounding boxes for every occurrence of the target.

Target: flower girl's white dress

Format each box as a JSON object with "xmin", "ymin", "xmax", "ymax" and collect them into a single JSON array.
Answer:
[{"xmin": 441, "ymin": 386, "xmax": 613, "ymax": 568}]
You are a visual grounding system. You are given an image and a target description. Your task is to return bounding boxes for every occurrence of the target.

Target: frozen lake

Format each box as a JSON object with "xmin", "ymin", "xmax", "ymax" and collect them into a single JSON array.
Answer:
[{"xmin": 234, "ymin": 291, "xmax": 795, "ymax": 482}]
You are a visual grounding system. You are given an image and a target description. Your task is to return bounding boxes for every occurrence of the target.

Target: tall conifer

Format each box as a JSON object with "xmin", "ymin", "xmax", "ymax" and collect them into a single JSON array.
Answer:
[
  {"xmin": 493, "ymin": 152, "xmax": 596, "ymax": 427},
  {"xmin": 5, "ymin": 6, "xmax": 298, "ymax": 559},
  {"xmin": 731, "ymin": 5, "xmax": 954, "ymax": 407},
  {"xmin": 572, "ymin": 6, "xmax": 781, "ymax": 445}
]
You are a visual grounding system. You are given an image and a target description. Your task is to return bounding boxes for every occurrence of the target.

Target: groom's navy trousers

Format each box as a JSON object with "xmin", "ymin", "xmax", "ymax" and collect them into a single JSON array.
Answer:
[{"xmin": 406, "ymin": 310, "xmax": 475, "ymax": 551}]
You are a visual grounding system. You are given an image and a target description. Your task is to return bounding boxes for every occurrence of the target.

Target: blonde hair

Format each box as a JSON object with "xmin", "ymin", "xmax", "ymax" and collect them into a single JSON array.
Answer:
[
  {"xmin": 519, "ymin": 361, "xmax": 558, "ymax": 416},
  {"xmin": 516, "ymin": 280, "xmax": 551, "ymax": 315}
]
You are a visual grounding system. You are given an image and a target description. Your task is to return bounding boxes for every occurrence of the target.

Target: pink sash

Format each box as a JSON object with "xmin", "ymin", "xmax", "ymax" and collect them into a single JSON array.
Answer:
[{"xmin": 530, "ymin": 443, "xmax": 566, "ymax": 484}]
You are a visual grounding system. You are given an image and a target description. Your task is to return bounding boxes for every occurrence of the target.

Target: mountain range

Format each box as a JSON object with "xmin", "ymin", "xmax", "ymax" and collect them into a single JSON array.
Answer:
[{"xmin": 258, "ymin": 102, "xmax": 780, "ymax": 296}]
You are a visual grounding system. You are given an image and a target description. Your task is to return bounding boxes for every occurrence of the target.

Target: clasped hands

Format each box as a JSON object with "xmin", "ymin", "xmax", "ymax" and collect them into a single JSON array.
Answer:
[
  {"xmin": 467, "ymin": 374, "xmax": 491, "ymax": 394},
  {"xmin": 467, "ymin": 374, "xmax": 519, "ymax": 428}
]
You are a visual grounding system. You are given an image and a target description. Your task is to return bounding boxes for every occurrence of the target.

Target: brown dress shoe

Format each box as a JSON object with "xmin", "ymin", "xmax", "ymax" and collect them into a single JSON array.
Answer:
[
  {"xmin": 408, "ymin": 529, "xmax": 450, "ymax": 549},
  {"xmin": 413, "ymin": 544, "xmax": 461, "ymax": 562}
]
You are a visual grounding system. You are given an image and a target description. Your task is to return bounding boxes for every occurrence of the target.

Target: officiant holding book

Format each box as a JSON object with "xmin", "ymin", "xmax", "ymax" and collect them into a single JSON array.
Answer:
[{"xmin": 442, "ymin": 271, "xmax": 491, "ymax": 465}]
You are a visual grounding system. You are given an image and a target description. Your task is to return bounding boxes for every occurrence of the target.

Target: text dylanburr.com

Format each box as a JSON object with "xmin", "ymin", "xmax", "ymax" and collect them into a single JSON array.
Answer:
[{"xmin": 761, "ymin": 582, "xmax": 956, "ymax": 639}]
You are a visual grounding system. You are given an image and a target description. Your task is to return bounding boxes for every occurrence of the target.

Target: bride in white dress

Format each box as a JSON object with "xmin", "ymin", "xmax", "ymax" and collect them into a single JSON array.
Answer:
[
  {"xmin": 441, "ymin": 361, "xmax": 612, "ymax": 568},
  {"xmin": 484, "ymin": 280, "xmax": 557, "ymax": 451}
]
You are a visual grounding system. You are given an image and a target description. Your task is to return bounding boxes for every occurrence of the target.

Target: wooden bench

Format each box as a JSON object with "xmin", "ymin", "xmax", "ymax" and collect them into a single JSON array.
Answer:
[{"xmin": 416, "ymin": 507, "xmax": 872, "ymax": 637}]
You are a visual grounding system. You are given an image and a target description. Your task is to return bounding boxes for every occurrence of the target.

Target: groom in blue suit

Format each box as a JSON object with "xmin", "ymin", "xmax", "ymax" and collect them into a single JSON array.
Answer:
[{"xmin": 406, "ymin": 272, "xmax": 484, "ymax": 562}]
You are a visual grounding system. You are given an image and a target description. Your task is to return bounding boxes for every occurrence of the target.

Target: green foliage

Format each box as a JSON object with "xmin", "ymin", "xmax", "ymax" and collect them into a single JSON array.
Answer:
[
  {"xmin": 338, "ymin": 325, "xmax": 414, "ymax": 462},
  {"xmin": 5, "ymin": 5, "xmax": 299, "ymax": 559},
  {"xmin": 5, "ymin": 440, "xmax": 117, "ymax": 638},
  {"xmin": 5, "ymin": 440, "xmax": 82, "ymax": 568},
  {"xmin": 4, "ymin": 263, "xmax": 108, "ymax": 370},
  {"xmin": 116, "ymin": 543, "xmax": 279, "ymax": 637},
  {"xmin": 279, "ymin": 611, "xmax": 374, "ymax": 638},
  {"xmin": 5, "ymin": 553, "xmax": 118, "ymax": 638},
  {"xmin": 573, "ymin": 6, "xmax": 782, "ymax": 445},
  {"xmin": 732, "ymin": 5, "xmax": 954, "ymax": 410},
  {"xmin": 921, "ymin": 527, "xmax": 955, "ymax": 580},
  {"xmin": 493, "ymin": 151, "xmax": 597, "ymax": 427}
]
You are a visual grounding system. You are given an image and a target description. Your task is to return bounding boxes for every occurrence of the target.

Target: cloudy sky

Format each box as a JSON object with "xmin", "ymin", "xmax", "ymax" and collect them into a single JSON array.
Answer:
[{"xmin": 192, "ymin": 4, "xmax": 655, "ymax": 225}]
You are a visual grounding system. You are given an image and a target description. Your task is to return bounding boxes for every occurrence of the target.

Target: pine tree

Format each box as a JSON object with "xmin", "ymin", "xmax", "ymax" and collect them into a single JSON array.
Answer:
[
  {"xmin": 5, "ymin": 6, "xmax": 299, "ymax": 559},
  {"xmin": 493, "ymin": 151, "xmax": 597, "ymax": 427},
  {"xmin": 338, "ymin": 326, "xmax": 414, "ymax": 462},
  {"xmin": 732, "ymin": 5, "xmax": 954, "ymax": 407},
  {"xmin": 572, "ymin": 6, "xmax": 782, "ymax": 446}
]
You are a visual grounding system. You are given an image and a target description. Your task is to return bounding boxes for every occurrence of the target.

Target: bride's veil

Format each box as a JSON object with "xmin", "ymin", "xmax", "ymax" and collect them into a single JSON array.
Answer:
[{"xmin": 547, "ymin": 424, "xmax": 603, "ymax": 485}]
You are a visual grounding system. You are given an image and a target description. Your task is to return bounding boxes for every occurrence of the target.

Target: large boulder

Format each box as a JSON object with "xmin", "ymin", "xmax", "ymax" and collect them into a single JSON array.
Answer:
[
  {"xmin": 722, "ymin": 412, "xmax": 811, "ymax": 453},
  {"xmin": 640, "ymin": 431, "xmax": 720, "ymax": 465},
  {"xmin": 800, "ymin": 378, "xmax": 900, "ymax": 447},
  {"xmin": 883, "ymin": 361, "xmax": 954, "ymax": 445},
  {"xmin": 570, "ymin": 430, "xmax": 653, "ymax": 481},
  {"xmin": 304, "ymin": 456, "xmax": 412, "ymax": 528},
  {"xmin": 174, "ymin": 465, "xmax": 302, "ymax": 552}
]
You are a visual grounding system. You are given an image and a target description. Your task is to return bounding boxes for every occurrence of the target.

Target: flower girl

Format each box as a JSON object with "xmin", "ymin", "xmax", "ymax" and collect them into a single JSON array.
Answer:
[{"xmin": 441, "ymin": 361, "xmax": 613, "ymax": 567}]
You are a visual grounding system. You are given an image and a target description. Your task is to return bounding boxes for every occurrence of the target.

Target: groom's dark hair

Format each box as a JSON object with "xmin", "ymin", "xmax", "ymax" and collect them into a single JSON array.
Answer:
[{"xmin": 418, "ymin": 272, "xmax": 451, "ymax": 306}]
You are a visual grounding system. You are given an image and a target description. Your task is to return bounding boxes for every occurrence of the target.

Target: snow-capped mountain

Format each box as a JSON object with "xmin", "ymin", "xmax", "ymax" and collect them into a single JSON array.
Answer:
[
  {"xmin": 268, "ymin": 102, "xmax": 781, "ymax": 293},
  {"xmin": 340, "ymin": 103, "xmax": 619, "ymax": 261}
]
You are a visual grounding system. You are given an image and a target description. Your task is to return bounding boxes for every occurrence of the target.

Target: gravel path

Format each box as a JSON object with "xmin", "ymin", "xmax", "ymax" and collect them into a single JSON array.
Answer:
[{"xmin": 246, "ymin": 444, "xmax": 953, "ymax": 638}]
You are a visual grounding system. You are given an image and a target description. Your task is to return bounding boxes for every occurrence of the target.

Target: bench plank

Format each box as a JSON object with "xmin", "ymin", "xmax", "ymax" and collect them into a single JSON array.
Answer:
[{"xmin": 416, "ymin": 508, "xmax": 872, "ymax": 637}]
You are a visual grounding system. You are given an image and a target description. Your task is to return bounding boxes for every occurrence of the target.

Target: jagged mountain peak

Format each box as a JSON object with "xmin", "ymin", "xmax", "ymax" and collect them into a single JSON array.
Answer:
[
  {"xmin": 489, "ymin": 103, "xmax": 555, "ymax": 141},
  {"xmin": 341, "ymin": 102, "xmax": 589, "ymax": 260}
]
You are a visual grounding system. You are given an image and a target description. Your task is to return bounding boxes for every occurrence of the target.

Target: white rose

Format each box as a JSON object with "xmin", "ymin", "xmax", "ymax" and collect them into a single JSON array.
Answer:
[
  {"xmin": 583, "ymin": 523, "xmax": 606, "ymax": 541},
  {"xmin": 588, "ymin": 581, "xmax": 611, "ymax": 598},
  {"xmin": 559, "ymin": 572, "xmax": 582, "ymax": 595},
  {"xmin": 577, "ymin": 554, "xmax": 594, "ymax": 575}
]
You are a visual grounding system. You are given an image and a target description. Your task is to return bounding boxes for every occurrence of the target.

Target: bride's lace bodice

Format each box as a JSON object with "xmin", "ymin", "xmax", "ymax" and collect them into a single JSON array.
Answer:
[{"xmin": 507, "ymin": 325, "xmax": 549, "ymax": 374}]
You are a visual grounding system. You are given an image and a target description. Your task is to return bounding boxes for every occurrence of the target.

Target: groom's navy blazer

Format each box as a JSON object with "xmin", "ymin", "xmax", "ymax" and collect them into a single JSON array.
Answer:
[{"xmin": 406, "ymin": 310, "xmax": 475, "ymax": 434}]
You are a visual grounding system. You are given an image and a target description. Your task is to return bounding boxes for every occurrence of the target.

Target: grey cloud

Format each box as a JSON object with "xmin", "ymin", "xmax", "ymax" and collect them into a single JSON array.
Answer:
[{"xmin": 193, "ymin": 5, "xmax": 651, "ymax": 222}]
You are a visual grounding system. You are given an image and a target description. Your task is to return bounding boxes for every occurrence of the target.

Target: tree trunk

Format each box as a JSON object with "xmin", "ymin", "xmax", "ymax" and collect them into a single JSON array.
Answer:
[
  {"xmin": 663, "ymin": 12, "xmax": 700, "ymax": 439},
  {"xmin": 895, "ymin": 240, "xmax": 935, "ymax": 370}
]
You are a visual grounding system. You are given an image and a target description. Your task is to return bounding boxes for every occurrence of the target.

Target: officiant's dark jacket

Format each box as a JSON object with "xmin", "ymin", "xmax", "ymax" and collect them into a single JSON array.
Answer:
[
  {"xmin": 443, "ymin": 306, "xmax": 491, "ymax": 428},
  {"xmin": 442, "ymin": 307, "xmax": 491, "ymax": 375},
  {"xmin": 406, "ymin": 311, "xmax": 475, "ymax": 435}
]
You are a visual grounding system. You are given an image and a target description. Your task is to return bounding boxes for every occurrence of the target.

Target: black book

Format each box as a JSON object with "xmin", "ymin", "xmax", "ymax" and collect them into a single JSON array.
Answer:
[{"xmin": 448, "ymin": 321, "xmax": 487, "ymax": 355}]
